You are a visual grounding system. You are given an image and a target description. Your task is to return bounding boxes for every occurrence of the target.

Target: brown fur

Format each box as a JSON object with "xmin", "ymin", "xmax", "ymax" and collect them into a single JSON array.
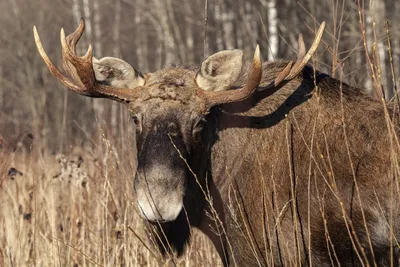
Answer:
[{"xmin": 207, "ymin": 61, "xmax": 400, "ymax": 266}]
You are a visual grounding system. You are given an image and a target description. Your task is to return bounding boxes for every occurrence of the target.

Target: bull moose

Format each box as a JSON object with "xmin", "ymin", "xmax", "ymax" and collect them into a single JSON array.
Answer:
[{"xmin": 34, "ymin": 19, "xmax": 400, "ymax": 266}]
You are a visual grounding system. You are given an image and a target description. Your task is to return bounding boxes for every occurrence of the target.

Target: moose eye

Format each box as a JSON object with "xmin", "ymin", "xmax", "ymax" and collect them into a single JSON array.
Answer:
[
  {"xmin": 193, "ymin": 118, "xmax": 206, "ymax": 136},
  {"xmin": 131, "ymin": 115, "xmax": 142, "ymax": 133},
  {"xmin": 132, "ymin": 115, "xmax": 139, "ymax": 125}
]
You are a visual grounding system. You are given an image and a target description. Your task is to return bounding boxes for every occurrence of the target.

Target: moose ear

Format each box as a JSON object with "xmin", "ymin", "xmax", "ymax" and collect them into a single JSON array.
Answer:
[
  {"xmin": 196, "ymin": 50, "xmax": 244, "ymax": 91},
  {"xmin": 92, "ymin": 57, "xmax": 145, "ymax": 88}
]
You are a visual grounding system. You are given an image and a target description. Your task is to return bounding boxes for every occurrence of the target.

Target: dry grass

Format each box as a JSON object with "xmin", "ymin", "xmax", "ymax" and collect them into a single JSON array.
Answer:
[{"xmin": 0, "ymin": 138, "xmax": 222, "ymax": 267}]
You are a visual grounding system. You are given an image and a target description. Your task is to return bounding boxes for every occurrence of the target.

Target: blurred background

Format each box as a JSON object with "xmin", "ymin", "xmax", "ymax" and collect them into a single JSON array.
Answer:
[{"xmin": 0, "ymin": 0, "xmax": 399, "ymax": 151}]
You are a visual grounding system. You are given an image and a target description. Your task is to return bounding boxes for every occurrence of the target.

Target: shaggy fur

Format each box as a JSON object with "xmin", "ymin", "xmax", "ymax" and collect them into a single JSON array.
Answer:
[{"xmin": 207, "ymin": 61, "xmax": 400, "ymax": 266}]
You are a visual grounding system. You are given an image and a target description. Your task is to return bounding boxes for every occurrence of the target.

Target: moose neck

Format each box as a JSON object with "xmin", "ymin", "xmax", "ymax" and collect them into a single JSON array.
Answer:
[
  {"xmin": 209, "ymin": 62, "xmax": 319, "ymax": 188},
  {"xmin": 203, "ymin": 62, "xmax": 386, "ymax": 266},
  {"xmin": 201, "ymin": 62, "xmax": 322, "ymax": 265}
]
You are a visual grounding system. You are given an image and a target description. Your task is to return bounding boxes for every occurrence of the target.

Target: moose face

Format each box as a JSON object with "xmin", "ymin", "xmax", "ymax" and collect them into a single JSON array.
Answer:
[
  {"xmin": 92, "ymin": 54, "xmax": 259, "ymax": 223},
  {"xmin": 91, "ymin": 53, "xmax": 261, "ymax": 223},
  {"xmin": 128, "ymin": 68, "xmax": 208, "ymax": 222}
]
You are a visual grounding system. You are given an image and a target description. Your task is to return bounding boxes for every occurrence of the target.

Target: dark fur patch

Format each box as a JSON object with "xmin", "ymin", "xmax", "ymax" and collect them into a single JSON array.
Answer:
[{"xmin": 147, "ymin": 210, "xmax": 191, "ymax": 256}]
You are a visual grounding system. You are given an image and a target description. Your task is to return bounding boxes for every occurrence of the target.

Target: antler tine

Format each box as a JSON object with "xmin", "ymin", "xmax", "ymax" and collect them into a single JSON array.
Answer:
[
  {"xmin": 297, "ymin": 34, "xmax": 306, "ymax": 60},
  {"xmin": 286, "ymin": 21, "xmax": 326, "ymax": 80},
  {"xmin": 60, "ymin": 27, "xmax": 96, "ymax": 91},
  {"xmin": 66, "ymin": 18, "xmax": 85, "ymax": 51},
  {"xmin": 61, "ymin": 27, "xmax": 92, "ymax": 65},
  {"xmin": 34, "ymin": 19, "xmax": 141, "ymax": 102},
  {"xmin": 271, "ymin": 22, "xmax": 325, "ymax": 88},
  {"xmin": 273, "ymin": 61, "xmax": 293, "ymax": 87},
  {"xmin": 272, "ymin": 33, "xmax": 305, "ymax": 86},
  {"xmin": 62, "ymin": 18, "xmax": 86, "ymax": 85},
  {"xmin": 33, "ymin": 26, "xmax": 82, "ymax": 91}
]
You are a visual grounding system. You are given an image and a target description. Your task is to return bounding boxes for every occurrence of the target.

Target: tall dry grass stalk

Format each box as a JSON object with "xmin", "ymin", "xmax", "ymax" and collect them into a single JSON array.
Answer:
[{"xmin": 0, "ymin": 133, "xmax": 222, "ymax": 266}]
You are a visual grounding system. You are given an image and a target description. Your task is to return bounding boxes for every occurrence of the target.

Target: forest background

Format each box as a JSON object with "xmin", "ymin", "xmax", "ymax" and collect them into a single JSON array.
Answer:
[{"xmin": 1, "ymin": 0, "xmax": 397, "ymax": 150}]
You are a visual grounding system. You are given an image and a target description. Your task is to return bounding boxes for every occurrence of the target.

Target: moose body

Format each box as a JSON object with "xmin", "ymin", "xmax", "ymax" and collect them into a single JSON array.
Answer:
[
  {"xmin": 209, "ymin": 62, "xmax": 399, "ymax": 266},
  {"xmin": 34, "ymin": 20, "xmax": 400, "ymax": 266}
]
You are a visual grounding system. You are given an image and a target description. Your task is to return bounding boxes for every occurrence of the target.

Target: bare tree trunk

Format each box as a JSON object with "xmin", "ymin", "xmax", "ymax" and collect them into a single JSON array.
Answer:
[
  {"xmin": 82, "ymin": 0, "xmax": 92, "ymax": 41},
  {"xmin": 111, "ymin": 0, "xmax": 121, "ymax": 138},
  {"xmin": 220, "ymin": 0, "xmax": 234, "ymax": 49},
  {"xmin": 185, "ymin": 0, "xmax": 194, "ymax": 62},
  {"xmin": 214, "ymin": 1, "xmax": 224, "ymax": 51},
  {"xmin": 364, "ymin": 10, "xmax": 373, "ymax": 94},
  {"xmin": 375, "ymin": 0, "xmax": 389, "ymax": 98},
  {"xmin": 93, "ymin": 0, "xmax": 102, "ymax": 56},
  {"xmin": 237, "ymin": 1, "xmax": 256, "ymax": 51},
  {"xmin": 165, "ymin": 0, "xmax": 186, "ymax": 61},
  {"xmin": 267, "ymin": 0, "xmax": 278, "ymax": 61},
  {"xmin": 203, "ymin": 0, "xmax": 209, "ymax": 58},
  {"xmin": 141, "ymin": 10, "xmax": 164, "ymax": 69},
  {"xmin": 135, "ymin": 0, "xmax": 148, "ymax": 71},
  {"xmin": 153, "ymin": 0, "xmax": 177, "ymax": 64},
  {"xmin": 246, "ymin": 2, "xmax": 258, "ymax": 45},
  {"xmin": 113, "ymin": 0, "xmax": 121, "ymax": 57},
  {"xmin": 72, "ymin": 0, "xmax": 81, "ymax": 27}
]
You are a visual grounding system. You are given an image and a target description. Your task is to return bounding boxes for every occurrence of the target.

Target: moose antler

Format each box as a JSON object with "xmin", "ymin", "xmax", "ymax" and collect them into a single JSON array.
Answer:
[
  {"xmin": 201, "ymin": 21, "xmax": 326, "ymax": 108},
  {"xmin": 33, "ymin": 18, "xmax": 140, "ymax": 103}
]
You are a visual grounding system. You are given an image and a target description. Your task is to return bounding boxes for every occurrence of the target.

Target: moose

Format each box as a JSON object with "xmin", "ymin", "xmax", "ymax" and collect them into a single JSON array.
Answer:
[{"xmin": 34, "ymin": 19, "xmax": 400, "ymax": 266}]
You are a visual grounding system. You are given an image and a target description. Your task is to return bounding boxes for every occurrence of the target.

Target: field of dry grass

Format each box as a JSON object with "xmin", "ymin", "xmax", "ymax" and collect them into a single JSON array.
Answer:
[{"xmin": 0, "ymin": 135, "xmax": 222, "ymax": 266}]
